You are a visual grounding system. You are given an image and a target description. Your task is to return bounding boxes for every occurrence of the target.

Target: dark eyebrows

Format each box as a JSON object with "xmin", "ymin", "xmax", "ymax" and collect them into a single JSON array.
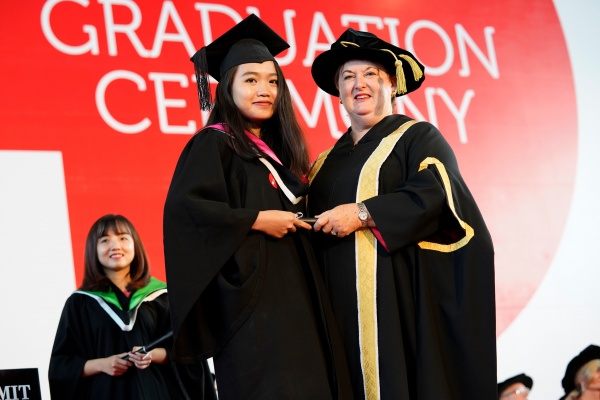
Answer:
[
  {"xmin": 238, "ymin": 71, "xmax": 278, "ymax": 78},
  {"xmin": 99, "ymin": 230, "xmax": 131, "ymax": 239}
]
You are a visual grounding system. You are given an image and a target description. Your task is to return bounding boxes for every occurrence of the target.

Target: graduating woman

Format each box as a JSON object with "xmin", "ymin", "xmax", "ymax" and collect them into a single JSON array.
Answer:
[
  {"xmin": 49, "ymin": 214, "xmax": 186, "ymax": 399},
  {"xmin": 308, "ymin": 28, "xmax": 497, "ymax": 399},
  {"xmin": 163, "ymin": 14, "xmax": 350, "ymax": 400}
]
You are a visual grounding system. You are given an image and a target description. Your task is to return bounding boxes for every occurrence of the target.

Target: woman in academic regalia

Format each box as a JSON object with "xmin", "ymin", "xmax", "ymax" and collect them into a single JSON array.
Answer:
[
  {"xmin": 163, "ymin": 14, "xmax": 351, "ymax": 400},
  {"xmin": 48, "ymin": 214, "xmax": 190, "ymax": 400},
  {"xmin": 307, "ymin": 28, "xmax": 497, "ymax": 399}
]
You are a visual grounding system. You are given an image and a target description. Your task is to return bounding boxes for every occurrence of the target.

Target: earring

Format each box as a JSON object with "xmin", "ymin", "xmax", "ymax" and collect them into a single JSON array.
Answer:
[{"xmin": 339, "ymin": 98, "xmax": 343, "ymax": 104}]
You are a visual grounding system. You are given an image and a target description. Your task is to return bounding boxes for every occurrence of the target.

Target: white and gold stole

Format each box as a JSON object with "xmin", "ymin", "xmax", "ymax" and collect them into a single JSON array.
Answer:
[{"xmin": 309, "ymin": 120, "xmax": 474, "ymax": 400}]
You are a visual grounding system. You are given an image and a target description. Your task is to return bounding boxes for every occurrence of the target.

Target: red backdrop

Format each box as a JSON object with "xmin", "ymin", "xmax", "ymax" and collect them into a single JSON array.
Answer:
[{"xmin": 0, "ymin": 0, "xmax": 576, "ymax": 335}]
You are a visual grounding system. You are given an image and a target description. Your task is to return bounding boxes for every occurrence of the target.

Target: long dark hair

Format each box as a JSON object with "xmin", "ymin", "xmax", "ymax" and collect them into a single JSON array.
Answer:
[
  {"xmin": 206, "ymin": 62, "xmax": 310, "ymax": 177},
  {"xmin": 79, "ymin": 214, "xmax": 150, "ymax": 292}
]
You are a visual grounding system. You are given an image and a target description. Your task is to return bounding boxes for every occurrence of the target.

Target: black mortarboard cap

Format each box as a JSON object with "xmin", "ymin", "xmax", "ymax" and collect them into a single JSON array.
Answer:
[
  {"xmin": 560, "ymin": 344, "xmax": 600, "ymax": 396},
  {"xmin": 497, "ymin": 373, "xmax": 533, "ymax": 398},
  {"xmin": 190, "ymin": 14, "xmax": 289, "ymax": 111},
  {"xmin": 311, "ymin": 28, "xmax": 425, "ymax": 97}
]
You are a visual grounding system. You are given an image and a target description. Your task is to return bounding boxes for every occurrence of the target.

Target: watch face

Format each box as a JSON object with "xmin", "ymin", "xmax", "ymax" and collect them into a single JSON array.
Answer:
[{"xmin": 358, "ymin": 203, "xmax": 368, "ymax": 221}]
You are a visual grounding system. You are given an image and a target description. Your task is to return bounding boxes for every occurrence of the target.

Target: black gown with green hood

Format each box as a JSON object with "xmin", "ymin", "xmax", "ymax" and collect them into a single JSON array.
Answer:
[{"xmin": 48, "ymin": 278, "xmax": 185, "ymax": 399}]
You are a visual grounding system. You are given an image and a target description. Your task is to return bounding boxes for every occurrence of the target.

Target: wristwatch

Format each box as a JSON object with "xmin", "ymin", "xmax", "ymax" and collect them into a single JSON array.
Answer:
[{"xmin": 357, "ymin": 202, "xmax": 368, "ymax": 227}]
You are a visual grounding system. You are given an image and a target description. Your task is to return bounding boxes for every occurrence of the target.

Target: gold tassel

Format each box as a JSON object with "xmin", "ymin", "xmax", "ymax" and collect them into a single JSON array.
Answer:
[
  {"xmin": 395, "ymin": 59, "xmax": 407, "ymax": 95},
  {"xmin": 399, "ymin": 54, "xmax": 423, "ymax": 82},
  {"xmin": 379, "ymin": 48, "xmax": 407, "ymax": 95}
]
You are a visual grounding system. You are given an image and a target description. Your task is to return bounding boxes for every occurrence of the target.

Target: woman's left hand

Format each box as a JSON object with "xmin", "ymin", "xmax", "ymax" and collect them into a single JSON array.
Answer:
[
  {"xmin": 314, "ymin": 203, "xmax": 365, "ymax": 238},
  {"xmin": 128, "ymin": 346, "xmax": 152, "ymax": 370}
]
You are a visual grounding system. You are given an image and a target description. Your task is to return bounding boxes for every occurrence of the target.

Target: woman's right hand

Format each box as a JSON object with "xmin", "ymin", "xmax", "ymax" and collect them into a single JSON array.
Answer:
[
  {"xmin": 100, "ymin": 354, "xmax": 132, "ymax": 376},
  {"xmin": 252, "ymin": 210, "xmax": 312, "ymax": 238},
  {"xmin": 82, "ymin": 353, "xmax": 132, "ymax": 377}
]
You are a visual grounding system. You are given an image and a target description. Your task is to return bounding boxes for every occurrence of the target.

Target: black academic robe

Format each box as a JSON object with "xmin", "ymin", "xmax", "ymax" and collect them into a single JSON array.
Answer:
[
  {"xmin": 48, "ymin": 279, "xmax": 185, "ymax": 400},
  {"xmin": 308, "ymin": 115, "xmax": 497, "ymax": 400},
  {"xmin": 163, "ymin": 127, "xmax": 351, "ymax": 400}
]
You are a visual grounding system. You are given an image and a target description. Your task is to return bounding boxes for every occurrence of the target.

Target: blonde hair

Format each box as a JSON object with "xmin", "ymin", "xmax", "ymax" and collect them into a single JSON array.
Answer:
[
  {"xmin": 566, "ymin": 359, "xmax": 600, "ymax": 399},
  {"xmin": 578, "ymin": 359, "xmax": 600, "ymax": 388}
]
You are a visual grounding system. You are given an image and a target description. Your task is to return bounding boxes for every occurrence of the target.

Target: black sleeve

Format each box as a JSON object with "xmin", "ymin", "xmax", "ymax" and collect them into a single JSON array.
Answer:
[
  {"xmin": 163, "ymin": 130, "xmax": 257, "ymax": 361},
  {"xmin": 364, "ymin": 122, "xmax": 469, "ymax": 253},
  {"xmin": 48, "ymin": 295, "xmax": 88, "ymax": 400}
]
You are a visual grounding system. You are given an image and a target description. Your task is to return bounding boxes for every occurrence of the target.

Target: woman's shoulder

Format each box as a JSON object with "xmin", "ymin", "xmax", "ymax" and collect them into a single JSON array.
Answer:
[
  {"xmin": 176, "ymin": 124, "xmax": 235, "ymax": 162},
  {"xmin": 199, "ymin": 123, "xmax": 231, "ymax": 135},
  {"xmin": 69, "ymin": 288, "xmax": 109, "ymax": 303},
  {"xmin": 139, "ymin": 277, "xmax": 168, "ymax": 298},
  {"xmin": 386, "ymin": 114, "xmax": 437, "ymax": 132},
  {"xmin": 393, "ymin": 117, "xmax": 442, "ymax": 142},
  {"xmin": 147, "ymin": 276, "xmax": 166, "ymax": 287},
  {"xmin": 191, "ymin": 125, "xmax": 232, "ymax": 145},
  {"xmin": 58, "ymin": 290, "xmax": 103, "ymax": 316}
]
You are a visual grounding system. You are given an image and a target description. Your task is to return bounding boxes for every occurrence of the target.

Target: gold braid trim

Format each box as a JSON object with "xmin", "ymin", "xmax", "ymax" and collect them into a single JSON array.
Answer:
[
  {"xmin": 355, "ymin": 120, "xmax": 419, "ymax": 400},
  {"xmin": 417, "ymin": 157, "xmax": 474, "ymax": 252},
  {"xmin": 308, "ymin": 148, "xmax": 332, "ymax": 184},
  {"xmin": 340, "ymin": 41, "xmax": 360, "ymax": 48}
]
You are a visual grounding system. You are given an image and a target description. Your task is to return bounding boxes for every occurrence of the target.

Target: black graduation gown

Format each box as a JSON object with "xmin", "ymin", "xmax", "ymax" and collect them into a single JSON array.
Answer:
[
  {"xmin": 308, "ymin": 115, "xmax": 497, "ymax": 400},
  {"xmin": 163, "ymin": 127, "xmax": 351, "ymax": 400},
  {"xmin": 48, "ymin": 280, "xmax": 185, "ymax": 400}
]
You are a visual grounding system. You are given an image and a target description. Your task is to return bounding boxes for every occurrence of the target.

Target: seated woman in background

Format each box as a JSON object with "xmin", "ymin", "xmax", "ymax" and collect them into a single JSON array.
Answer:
[
  {"xmin": 561, "ymin": 345, "xmax": 600, "ymax": 400},
  {"xmin": 48, "ymin": 214, "xmax": 193, "ymax": 399},
  {"xmin": 497, "ymin": 373, "xmax": 533, "ymax": 399}
]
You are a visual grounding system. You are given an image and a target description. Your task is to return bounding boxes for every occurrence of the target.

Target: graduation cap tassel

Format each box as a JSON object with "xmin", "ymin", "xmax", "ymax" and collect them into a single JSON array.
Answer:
[
  {"xmin": 399, "ymin": 54, "xmax": 424, "ymax": 82},
  {"xmin": 394, "ymin": 59, "xmax": 407, "ymax": 95},
  {"xmin": 193, "ymin": 47, "xmax": 213, "ymax": 111},
  {"xmin": 379, "ymin": 48, "xmax": 407, "ymax": 95}
]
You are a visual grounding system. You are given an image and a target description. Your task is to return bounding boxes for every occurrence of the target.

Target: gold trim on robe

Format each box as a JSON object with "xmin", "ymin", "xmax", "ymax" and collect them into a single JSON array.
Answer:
[
  {"xmin": 416, "ymin": 157, "xmax": 474, "ymax": 252},
  {"xmin": 354, "ymin": 120, "xmax": 418, "ymax": 400},
  {"xmin": 308, "ymin": 120, "xmax": 475, "ymax": 399},
  {"xmin": 308, "ymin": 148, "xmax": 332, "ymax": 183}
]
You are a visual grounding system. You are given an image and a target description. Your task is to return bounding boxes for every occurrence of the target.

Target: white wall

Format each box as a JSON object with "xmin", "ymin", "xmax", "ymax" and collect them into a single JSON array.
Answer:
[
  {"xmin": 0, "ymin": 151, "xmax": 75, "ymax": 398},
  {"xmin": 497, "ymin": 1, "xmax": 600, "ymax": 399}
]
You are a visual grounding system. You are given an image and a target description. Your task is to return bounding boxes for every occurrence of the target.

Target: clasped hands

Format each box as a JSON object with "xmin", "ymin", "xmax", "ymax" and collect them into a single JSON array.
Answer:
[
  {"xmin": 126, "ymin": 346, "xmax": 152, "ymax": 370},
  {"xmin": 99, "ymin": 347, "xmax": 154, "ymax": 377},
  {"xmin": 254, "ymin": 204, "xmax": 367, "ymax": 239}
]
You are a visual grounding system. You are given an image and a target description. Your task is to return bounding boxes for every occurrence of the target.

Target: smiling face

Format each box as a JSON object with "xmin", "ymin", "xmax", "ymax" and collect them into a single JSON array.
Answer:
[
  {"xmin": 231, "ymin": 61, "xmax": 278, "ymax": 136},
  {"xmin": 337, "ymin": 59, "xmax": 396, "ymax": 129},
  {"xmin": 96, "ymin": 228, "xmax": 135, "ymax": 275}
]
